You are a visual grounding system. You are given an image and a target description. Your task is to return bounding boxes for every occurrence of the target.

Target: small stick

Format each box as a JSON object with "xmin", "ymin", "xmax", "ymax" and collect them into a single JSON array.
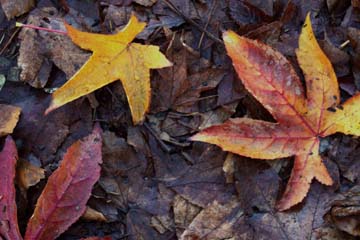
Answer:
[
  {"xmin": 340, "ymin": 40, "xmax": 350, "ymax": 49},
  {"xmin": 0, "ymin": 28, "xmax": 20, "ymax": 55}
]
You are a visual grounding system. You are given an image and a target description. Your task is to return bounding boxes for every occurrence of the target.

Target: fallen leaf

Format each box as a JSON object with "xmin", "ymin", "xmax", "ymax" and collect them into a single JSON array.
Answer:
[
  {"xmin": 173, "ymin": 195, "xmax": 201, "ymax": 238},
  {"xmin": 0, "ymin": 104, "xmax": 21, "ymax": 137},
  {"xmin": 80, "ymin": 237, "xmax": 112, "ymax": 240},
  {"xmin": 16, "ymin": 158, "xmax": 45, "ymax": 191},
  {"xmin": 0, "ymin": 0, "xmax": 34, "ymax": 19},
  {"xmin": 0, "ymin": 81, "xmax": 93, "ymax": 166},
  {"xmin": 180, "ymin": 198, "xmax": 247, "ymax": 240},
  {"xmin": 81, "ymin": 206, "xmax": 107, "ymax": 222},
  {"xmin": 162, "ymin": 143, "xmax": 234, "ymax": 207},
  {"xmin": 228, "ymin": 0, "xmax": 272, "ymax": 30},
  {"xmin": 329, "ymin": 185, "xmax": 360, "ymax": 237},
  {"xmin": 353, "ymin": 0, "xmax": 360, "ymax": 8},
  {"xmin": 191, "ymin": 13, "xmax": 360, "ymax": 210},
  {"xmin": 24, "ymin": 125, "xmax": 102, "ymax": 240},
  {"xmin": 100, "ymin": 130, "xmax": 175, "ymax": 235},
  {"xmin": 0, "ymin": 136, "xmax": 22, "ymax": 240},
  {"xmin": 152, "ymin": 33, "xmax": 226, "ymax": 113},
  {"xmin": 133, "ymin": 0, "xmax": 157, "ymax": 6},
  {"xmin": 46, "ymin": 14, "xmax": 172, "ymax": 124},
  {"xmin": 17, "ymin": 7, "xmax": 91, "ymax": 88}
]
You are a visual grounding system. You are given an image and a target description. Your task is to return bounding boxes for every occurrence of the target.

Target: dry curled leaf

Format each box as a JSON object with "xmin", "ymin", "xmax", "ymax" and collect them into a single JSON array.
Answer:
[
  {"xmin": 0, "ymin": 104, "xmax": 21, "ymax": 137},
  {"xmin": 24, "ymin": 125, "xmax": 102, "ymax": 240},
  {"xmin": 81, "ymin": 206, "xmax": 107, "ymax": 222},
  {"xmin": 46, "ymin": 14, "xmax": 172, "ymax": 124},
  {"xmin": 0, "ymin": 136, "xmax": 22, "ymax": 240},
  {"xmin": 180, "ymin": 198, "xmax": 245, "ymax": 240},
  {"xmin": 192, "ymin": 13, "xmax": 360, "ymax": 210},
  {"xmin": 0, "ymin": 0, "xmax": 34, "ymax": 19},
  {"xmin": 16, "ymin": 159, "xmax": 45, "ymax": 191}
]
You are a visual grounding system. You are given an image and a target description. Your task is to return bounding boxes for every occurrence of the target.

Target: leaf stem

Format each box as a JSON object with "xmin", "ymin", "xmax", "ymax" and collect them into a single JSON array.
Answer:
[{"xmin": 16, "ymin": 22, "xmax": 68, "ymax": 35}]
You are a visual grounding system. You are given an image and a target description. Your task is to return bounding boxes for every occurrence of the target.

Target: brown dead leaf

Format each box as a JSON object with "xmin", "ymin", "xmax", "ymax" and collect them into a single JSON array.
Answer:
[
  {"xmin": 232, "ymin": 155, "xmax": 280, "ymax": 212},
  {"xmin": 173, "ymin": 195, "xmax": 201, "ymax": 238},
  {"xmin": 101, "ymin": 131, "xmax": 175, "ymax": 238},
  {"xmin": 17, "ymin": 6, "xmax": 90, "ymax": 88},
  {"xmin": 162, "ymin": 143, "xmax": 234, "ymax": 207},
  {"xmin": 327, "ymin": 135, "xmax": 360, "ymax": 182},
  {"xmin": 127, "ymin": 209, "xmax": 174, "ymax": 240},
  {"xmin": 0, "ymin": 81, "xmax": 93, "ymax": 166},
  {"xmin": 0, "ymin": 0, "xmax": 34, "ymax": 19},
  {"xmin": 133, "ymin": 0, "xmax": 157, "ymax": 6},
  {"xmin": 329, "ymin": 185, "xmax": 360, "ymax": 236},
  {"xmin": 80, "ymin": 237, "xmax": 112, "ymax": 240},
  {"xmin": 180, "ymin": 197, "xmax": 248, "ymax": 240},
  {"xmin": 16, "ymin": 158, "xmax": 44, "ymax": 191},
  {"xmin": 81, "ymin": 206, "xmax": 107, "ymax": 222},
  {"xmin": 0, "ymin": 103, "xmax": 21, "ymax": 137}
]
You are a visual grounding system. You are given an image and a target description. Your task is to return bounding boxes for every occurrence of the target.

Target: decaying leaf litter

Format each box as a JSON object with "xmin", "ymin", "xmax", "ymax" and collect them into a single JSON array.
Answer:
[{"xmin": 1, "ymin": 0, "xmax": 360, "ymax": 239}]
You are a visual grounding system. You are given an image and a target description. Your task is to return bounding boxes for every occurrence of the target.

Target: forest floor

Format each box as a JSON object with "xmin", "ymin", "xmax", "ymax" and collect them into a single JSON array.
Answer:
[{"xmin": 1, "ymin": 0, "xmax": 360, "ymax": 239}]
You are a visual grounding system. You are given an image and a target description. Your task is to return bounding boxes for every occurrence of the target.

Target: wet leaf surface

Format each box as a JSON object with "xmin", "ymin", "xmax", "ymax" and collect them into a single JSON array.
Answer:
[
  {"xmin": 0, "ymin": 0, "xmax": 360, "ymax": 238},
  {"xmin": 192, "ymin": 14, "xmax": 360, "ymax": 210},
  {"xmin": 46, "ymin": 14, "xmax": 172, "ymax": 124}
]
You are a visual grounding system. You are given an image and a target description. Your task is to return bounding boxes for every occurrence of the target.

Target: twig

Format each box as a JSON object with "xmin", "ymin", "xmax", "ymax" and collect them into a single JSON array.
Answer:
[
  {"xmin": 198, "ymin": 0, "xmax": 218, "ymax": 49},
  {"xmin": 0, "ymin": 28, "xmax": 20, "ymax": 55},
  {"xmin": 163, "ymin": 0, "xmax": 223, "ymax": 45},
  {"xmin": 144, "ymin": 122, "xmax": 172, "ymax": 152}
]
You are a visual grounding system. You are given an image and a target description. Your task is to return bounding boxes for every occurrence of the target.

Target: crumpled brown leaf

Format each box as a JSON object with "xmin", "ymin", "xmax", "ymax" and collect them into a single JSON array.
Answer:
[
  {"xmin": 0, "ymin": 103, "xmax": 21, "ymax": 137},
  {"xmin": 180, "ymin": 197, "xmax": 248, "ymax": 240},
  {"xmin": 98, "ymin": 131, "xmax": 175, "ymax": 239},
  {"xmin": 329, "ymin": 185, "xmax": 360, "ymax": 236},
  {"xmin": 133, "ymin": 0, "xmax": 157, "ymax": 6},
  {"xmin": 0, "ymin": 0, "xmax": 34, "ymax": 19},
  {"xmin": 0, "ymin": 82, "xmax": 93, "ymax": 166},
  {"xmin": 16, "ymin": 158, "xmax": 44, "ymax": 191},
  {"xmin": 151, "ymin": 32, "xmax": 226, "ymax": 113},
  {"xmin": 17, "ymin": 7, "xmax": 90, "ymax": 88}
]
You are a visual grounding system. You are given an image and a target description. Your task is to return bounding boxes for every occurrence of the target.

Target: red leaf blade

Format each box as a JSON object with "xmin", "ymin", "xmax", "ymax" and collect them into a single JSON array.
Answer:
[
  {"xmin": 191, "ymin": 118, "xmax": 314, "ymax": 159},
  {"xmin": 223, "ymin": 31, "xmax": 313, "ymax": 133},
  {"xmin": 276, "ymin": 143, "xmax": 332, "ymax": 211},
  {"xmin": 0, "ymin": 136, "xmax": 22, "ymax": 240},
  {"xmin": 24, "ymin": 125, "xmax": 102, "ymax": 240}
]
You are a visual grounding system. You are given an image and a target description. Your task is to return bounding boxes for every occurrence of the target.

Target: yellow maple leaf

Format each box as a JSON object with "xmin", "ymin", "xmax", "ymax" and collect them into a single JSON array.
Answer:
[{"xmin": 45, "ymin": 15, "xmax": 172, "ymax": 124}]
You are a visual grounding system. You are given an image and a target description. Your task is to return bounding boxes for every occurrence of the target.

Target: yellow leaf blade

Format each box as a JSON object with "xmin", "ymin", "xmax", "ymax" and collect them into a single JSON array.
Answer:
[
  {"xmin": 296, "ymin": 13, "xmax": 340, "ymax": 132},
  {"xmin": 46, "ymin": 15, "xmax": 172, "ymax": 124},
  {"xmin": 45, "ymin": 56, "xmax": 115, "ymax": 115},
  {"xmin": 322, "ymin": 93, "xmax": 360, "ymax": 136},
  {"xmin": 64, "ymin": 14, "xmax": 146, "ymax": 51}
]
